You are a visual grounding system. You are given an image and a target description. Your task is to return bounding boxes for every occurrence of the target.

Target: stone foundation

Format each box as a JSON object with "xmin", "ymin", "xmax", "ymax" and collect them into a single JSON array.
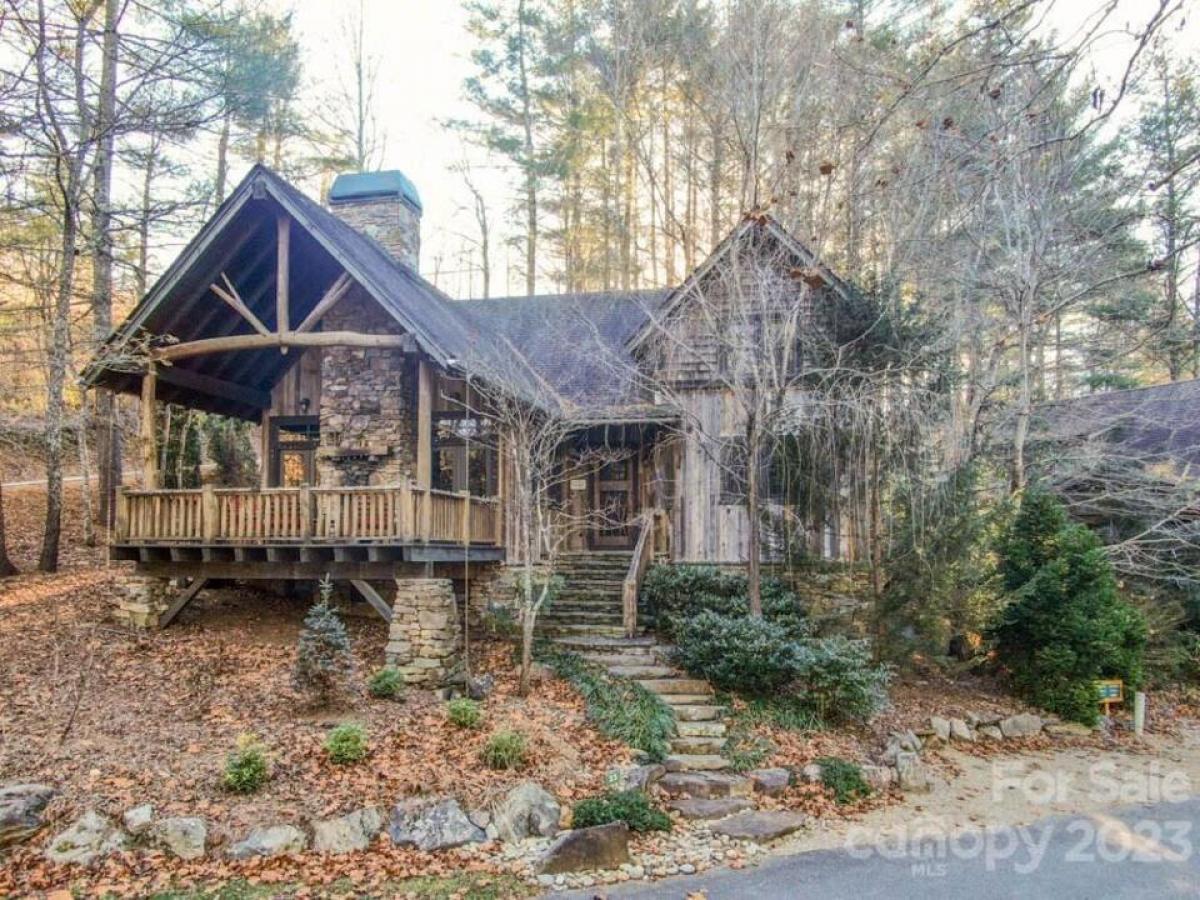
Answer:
[
  {"xmin": 112, "ymin": 576, "xmax": 171, "ymax": 628},
  {"xmin": 385, "ymin": 578, "xmax": 461, "ymax": 685}
]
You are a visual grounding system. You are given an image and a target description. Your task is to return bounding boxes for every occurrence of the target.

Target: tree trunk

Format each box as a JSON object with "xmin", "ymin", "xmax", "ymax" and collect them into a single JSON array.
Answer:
[
  {"xmin": 745, "ymin": 418, "xmax": 762, "ymax": 617},
  {"xmin": 0, "ymin": 482, "xmax": 17, "ymax": 577},
  {"xmin": 215, "ymin": 110, "xmax": 231, "ymax": 204}
]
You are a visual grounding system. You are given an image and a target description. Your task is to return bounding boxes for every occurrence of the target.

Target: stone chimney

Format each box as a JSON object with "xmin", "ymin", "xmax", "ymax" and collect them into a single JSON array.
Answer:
[{"xmin": 327, "ymin": 170, "xmax": 422, "ymax": 270}]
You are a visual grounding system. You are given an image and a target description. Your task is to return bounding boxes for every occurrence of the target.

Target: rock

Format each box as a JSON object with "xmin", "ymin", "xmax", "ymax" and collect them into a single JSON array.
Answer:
[
  {"xmin": 666, "ymin": 797, "xmax": 754, "ymax": 820},
  {"xmin": 467, "ymin": 674, "xmax": 495, "ymax": 700},
  {"xmin": 977, "ymin": 725, "xmax": 1003, "ymax": 741},
  {"xmin": 999, "ymin": 713, "xmax": 1043, "ymax": 739},
  {"xmin": 657, "ymin": 772, "xmax": 752, "ymax": 799},
  {"xmin": 537, "ymin": 823, "xmax": 630, "ymax": 874},
  {"xmin": 1045, "ymin": 722, "xmax": 1093, "ymax": 738},
  {"xmin": 44, "ymin": 811, "xmax": 128, "ymax": 865},
  {"xmin": 606, "ymin": 764, "xmax": 665, "ymax": 793},
  {"xmin": 468, "ymin": 809, "xmax": 491, "ymax": 829},
  {"xmin": 895, "ymin": 752, "xmax": 932, "ymax": 793},
  {"xmin": 967, "ymin": 710, "xmax": 1002, "ymax": 727},
  {"xmin": 150, "ymin": 817, "xmax": 207, "ymax": 860},
  {"xmin": 312, "ymin": 808, "xmax": 384, "ymax": 854},
  {"xmin": 748, "ymin": 768, "xmax": 791, "ymax": 796},
  {"xmin": 387, "ymin": 797, "xmax": 485, "ymax": 851},
  {"xmin": 929, "ymin": 716, "xmax": 951, "ymax": 742},
  {"xmin": 800, "ymin": 763, "xmax": 823, "ymax": 783},
  {"xmin": 228, "ymin": 824, "xmax": 308, "ymax": 858},
  {"xmin": 709, "ymin": 811, "xmax": 808, "ymax": 843},
  {"xmin": 893, "ymin": 730, "xmax": 922, "ymax": 752},
  {"xmin": 0, "ymin": 783, "xmax": 57, "ymax": 848},
  {"xmin": 949, "ymin": 718, "xmax": 975, "ymax": 742},
  {"xmin": 122, "ymin": 804, "xmax": 154, "ymax": 837},
  {"xmin": 492, "ymin": 782, "xmax": 560, "ymax": 843},
  {"xmin": 860, "ymin": 765, "xmax": 896, "ymax": 790}
]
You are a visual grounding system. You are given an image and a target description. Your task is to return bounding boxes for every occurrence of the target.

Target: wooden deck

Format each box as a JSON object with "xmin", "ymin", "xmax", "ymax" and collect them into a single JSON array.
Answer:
[{"xmin": 114, "ymin": 482, "xmax": 502, "ymax": 550}]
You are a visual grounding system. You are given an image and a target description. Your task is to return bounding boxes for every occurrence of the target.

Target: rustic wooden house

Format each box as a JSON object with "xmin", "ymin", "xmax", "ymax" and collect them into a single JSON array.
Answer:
[{"xmin": 85, "ymin": 164, "xmax": 857, "ymax": 682}]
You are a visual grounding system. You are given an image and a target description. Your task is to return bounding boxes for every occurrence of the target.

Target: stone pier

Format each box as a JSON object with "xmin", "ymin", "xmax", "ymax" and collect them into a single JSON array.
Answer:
[
  {"xmin": 112, "ymin": 576, "xmax": 171, "ymax": 628},
  {"xmin": 385, "ymin": 578, "xmax": 461, "ymax": 685}
]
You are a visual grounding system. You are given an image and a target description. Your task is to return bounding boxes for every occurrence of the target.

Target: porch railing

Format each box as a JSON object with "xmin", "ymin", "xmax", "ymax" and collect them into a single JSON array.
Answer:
[
  {"xmin": 115, "ymin": 482, "xmax": 503, "ymax": 546},
  {"xmin": 622, "ymin": 508, "xmax": 666, "ymax": 637}
]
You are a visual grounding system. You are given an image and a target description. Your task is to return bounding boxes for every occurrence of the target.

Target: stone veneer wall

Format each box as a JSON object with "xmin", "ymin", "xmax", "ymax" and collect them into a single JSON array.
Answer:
[
  {"xmin": 386, "ymin": 578, "xmax": 461, "ymax": 685},
  {"xmin": 328, "ymin": 196, "xmax": 420, "ymax": 269},
  {"xmin": 317, "ymin": 290, "xmax": 416, "ymax": 486},
  {"xmin": 113, "ymin": 576, "xmax": 171, "ymax": 628}
]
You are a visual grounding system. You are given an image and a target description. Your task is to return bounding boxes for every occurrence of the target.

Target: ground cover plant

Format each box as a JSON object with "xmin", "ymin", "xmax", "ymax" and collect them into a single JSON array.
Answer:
[{"xmin": 572, "ymin": 789, "xmax": 672, "ymax": 832}]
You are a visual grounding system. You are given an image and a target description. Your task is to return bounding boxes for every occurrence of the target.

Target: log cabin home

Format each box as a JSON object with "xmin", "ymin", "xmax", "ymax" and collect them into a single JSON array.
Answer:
[{"xmin": 84, "ymin": 164, "xmax": 860, "ymax": 682}]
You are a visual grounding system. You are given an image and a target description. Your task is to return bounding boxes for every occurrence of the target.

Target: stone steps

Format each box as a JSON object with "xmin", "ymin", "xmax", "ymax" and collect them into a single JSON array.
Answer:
[
  {"xmin": 637, "ymin": 678, "xmax": 712, "ymax": 695},
  {"xmin": 659, "ymin": 693, "xmax": 717, "ymax": 706},
  {"xmin": 539, "ymin": 623, "xmax": 627, "ymax": 638},
  {"xmin": 665, "ymin": 753, "xmax": 729, "ymax": 772},
  {"xmin": 607, "ymin": 665, "xmax": 675, "ymax": 679},
  {"xmin": 676, "ymin": 721, "xmax": 727, "ymax": 738},
  {"xmin": 672, "ymin": 704, "xmax": 725, "ymax": 722},
  {"xmin": 551, "ymin": 635, "xmax": 656, "ymax": 652},
  {"xmin": 670, "ymin": 736, "xmax": 727, "ymax": 754}
]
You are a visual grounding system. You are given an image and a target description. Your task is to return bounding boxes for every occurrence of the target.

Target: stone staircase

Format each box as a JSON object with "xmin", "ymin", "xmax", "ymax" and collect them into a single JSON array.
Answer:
[{"xmin": 536, "ymin": 552, "xmax": 632, "ymax": 638}]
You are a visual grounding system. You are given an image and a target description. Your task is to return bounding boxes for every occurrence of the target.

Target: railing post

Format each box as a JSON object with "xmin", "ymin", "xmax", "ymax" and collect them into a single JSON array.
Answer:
[
  {"xmin": 300, "ymin": 486, "xmax": 314, "ymax": 538},
  {"xmin": 201, "ymin": 485, "xmax": 217, "ymax": 542},
  {"xmin": 460, "ymin": 491, "xmax": 471, "ymax": 546},
  {"xmin": 419, "ymin": 486, "xmax": 432, "ymax": 542},
  {"xmin": 114, "ymin": 486, "xmax": 129, "ymax": 542}
]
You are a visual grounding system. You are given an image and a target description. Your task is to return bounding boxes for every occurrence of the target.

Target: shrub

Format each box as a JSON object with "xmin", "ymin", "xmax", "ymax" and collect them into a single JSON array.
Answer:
[
  {"xmin": 793, "ymin": 636, "xmax": 891, "ymax": 724},
  {"xmin": 644, "ymin": 565, "xmax": 806, "ymax": 640},
  {"xmin": 325, "ymin": 724, "xmax": 368, "ymax": 764},
  {"xmin": 572, "ymin": 790, "xmax": 672, "ymax": 833},
  {"xmin": 223, "ymin": 733, "xmax": 269, "ymax": 793},
  {"xmin": 481, "ymin": 730, "xmax": 527, "ymax": 770},
  {"xmin": 368, "ymin": 666, "xmax": 405, "ymax": 700},
  {"xmin": 539, "ymin": 648, "xmax": 675, "ymax": 761},
  {"xmin": 992, "ymin": 492, "xmax": 1147, "ymax": 725},
  {"xmin": 447, "ymin": 698, "xmax": 483, "ymax": 729},
  {"xmin": 672, "ymin": 611, "xmax": 802, "ymax": 695},
  {"xmin": 815, "ymin": 757, "xmax": 871, "ymax": 804},
  {"xmin": 292, "ymin": 577, "xmax": 354, "ymax": 705},
  {"xmin": 722, "ymin": 725, "xmax": 773, "ymax": 772}
]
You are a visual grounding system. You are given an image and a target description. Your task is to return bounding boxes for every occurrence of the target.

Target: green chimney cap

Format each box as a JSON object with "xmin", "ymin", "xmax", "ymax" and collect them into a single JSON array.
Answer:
[{"xmin": 329, "ymin": 170, "xmax": 422, "ymax": 212}]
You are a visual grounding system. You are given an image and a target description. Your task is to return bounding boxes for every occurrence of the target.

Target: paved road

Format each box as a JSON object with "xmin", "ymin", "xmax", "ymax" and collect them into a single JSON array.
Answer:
[{"xmin": 559, "ymin": 798, "xmax": 1200, "ymax": 899}]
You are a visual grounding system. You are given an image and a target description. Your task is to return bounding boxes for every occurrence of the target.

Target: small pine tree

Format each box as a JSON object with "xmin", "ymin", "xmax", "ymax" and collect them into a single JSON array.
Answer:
[
  {"xmin": 993, "ymin": 492, "xmax": 1147, "ymax": 724},
  {"xmin": 293, "ymin": 576, "xmax": 354, "ymax": 705}
]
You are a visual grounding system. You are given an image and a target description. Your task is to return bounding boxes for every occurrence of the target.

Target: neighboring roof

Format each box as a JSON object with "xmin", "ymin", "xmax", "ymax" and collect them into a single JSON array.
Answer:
[
  {"xmin": 329, "ymin": 170, "xmax": 422, "ymax": 212},
  {"xmin": 1032, "ymin": 379, "xmax": 1200, "ymax": 469}
]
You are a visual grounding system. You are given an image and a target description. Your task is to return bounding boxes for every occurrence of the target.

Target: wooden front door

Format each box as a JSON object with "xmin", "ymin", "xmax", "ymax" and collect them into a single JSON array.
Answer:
[
  {"xmin": 269, "ymin": 416, "xmax": 320, "ymax": 487},
  {"xmin": 590, "ymin": 456, "xmax": 638, "ymax": 549}
]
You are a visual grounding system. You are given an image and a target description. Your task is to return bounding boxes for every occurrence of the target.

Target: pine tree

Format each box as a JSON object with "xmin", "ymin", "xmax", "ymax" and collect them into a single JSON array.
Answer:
[{"xmin": 293, "ymin": 576, "xmax": 354, "ymax": 705}]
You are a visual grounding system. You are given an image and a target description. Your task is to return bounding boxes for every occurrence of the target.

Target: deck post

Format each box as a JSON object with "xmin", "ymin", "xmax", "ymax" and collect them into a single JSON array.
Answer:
[
  {"xmin": 300, "ymin": 485, "xmax": 314, "ymax": 538},
  {"xmin": 259, "ymin": 409, "xmax": 271, "ymax": 489},
  {"xmin": 419, "ymin": 486, "xmax": 432, "ymax": 542},
  {"xmin": 460, "ymin": 491, "xmax": 471, "ymax": 545},
  {"xmin": 201, "ymin": 485, "xmax": 217, "ymax": 542},
  {"xmin": 114, "ymin": 486, "xmax": 129, "ymax": 541},
  {"xmin": 416, "ymin": 359, "xmax": 432, "ymax": 490},
  {"xmin": 140, "ymin": 366, "xmax": 159, "ymax": 489}
]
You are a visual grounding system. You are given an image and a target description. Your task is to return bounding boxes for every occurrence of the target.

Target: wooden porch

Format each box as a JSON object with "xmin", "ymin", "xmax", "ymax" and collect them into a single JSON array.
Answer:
[{"xmin": 112, "ymin": 482, "xmax": 503, "ymax": 560}]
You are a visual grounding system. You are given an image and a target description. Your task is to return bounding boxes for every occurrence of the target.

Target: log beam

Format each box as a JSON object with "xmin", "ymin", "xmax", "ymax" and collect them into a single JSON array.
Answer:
[
  {"xmin": 210, "ymin": 273, "xmax": 270, "ymax": 336},
  {"xmin": 295, "ymin": 272, "xmax": 353, "ymax": 334},
  {"xmin": 156, "ymin": 365, "xmax": 271, "ymax": 410},
  {"xmin": 140, "ymin": 367, "xmax": 159, "ymax": 489},
  {"xmin": 276, "ymin": 213, "xmax": 290, "ymax": 343},
  {"xmin": 350, "ymin": 579, "xmax": 394, "ymax": 623},
  {"xmin": 154, "ymin": 331, "xmax": 413, "ymax": 362}
]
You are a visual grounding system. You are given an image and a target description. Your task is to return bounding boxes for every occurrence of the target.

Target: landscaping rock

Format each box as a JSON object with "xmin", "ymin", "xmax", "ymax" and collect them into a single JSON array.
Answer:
[
  {"xmin": 150, "ymin": 816, "xmax": 207, "ymax": 860},
  {"xmin": 977, "ymin": 725, "xmax": 1003, "ymax": 741},
  {"xmin": 312, "ymin": 808, "xmax": 384, "ymax": 854},
  {"xmin": 709, "ymin": 811, "xmax": 808, "ymax": 843},
  {"xmin": 228, "ymin": 824, "xmax": 308, "ymax": 858},
  {"xmin": 537, "ymin": 823, "xmax": 630, "ymax": 874},
  {"xmin": 800, "ymin": 763, "xmax": 824, "ymax": 784},
  {"xmin": 929, "ymin": 716, "xmax": 951, "ymax": 742},
  {"xmin": 467, "ymin": 674, "xmax": 495, "ymax": 700},
  {"xmin": 657, "ymin": 772, "xmax": 752, "ymax": 799},
  {"xmin": 666, "ymin": 797, "xmax": 754, "ymax": 820},
  {"xmin": 895, "ymin": 752, "xmax": 932, "ymax": 793},
  {"xmin": 387, "ymin": 797, "xmax": 485, "ymax": 851},
  {"xmin": 967, "ymin": 710, "xmax": 1002, "ymax": 727},
  {"xmin": 607, "ymin": 764, "xmax": 665, "ymax": 793},
  {"xmin": 122, "ymin": 804, "xmax": 154, "ymax": 837},
  {"xmin": 44, "ymin": 811, "xmax": 128, "ymax": 865},
  {"xmin": 0, "ymin": 783, "xmax": 57, "ymax": 848},
  {"xmin": 860, "ymin": 765, "xmax": 896, "ymax": 791},
  {"xmin": 1000, "ymin": 713, "xmax": 1043, "ymax": 739},
  {"xmin": 492, "ymin": 782, "xmax": 560, "ymax": 842},
  {"xmin": 949, "ymin": 718, "xmax": 975, "ymax": 742},
  {"xmin": 894, "ymin": 730, "xmax": 922, "ymax": 751},
  {"xmin": 748, "ymin": 768, "xmax": 791, "ymax": 797}
]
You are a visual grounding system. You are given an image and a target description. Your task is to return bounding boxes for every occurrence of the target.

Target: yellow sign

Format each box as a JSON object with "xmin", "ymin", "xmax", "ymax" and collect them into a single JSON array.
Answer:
[{"xmin": 1096, "ymin": 679, "xmax": 1124, "ymax": 714}]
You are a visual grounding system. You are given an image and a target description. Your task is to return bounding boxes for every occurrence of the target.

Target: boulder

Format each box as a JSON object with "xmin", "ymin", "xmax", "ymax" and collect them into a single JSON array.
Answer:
[
  {"xmin": 860, "ymin": 765, "xmax": 896, "ymax": 791},
  {"xmin": 929, "ymin": 716, "xmax": 952, "ymax": 742},
  {"xmin": 606, "ymin": 764, "xmax": 665, "ymax": 793},
  {"xmin": 491, "ymin": 782, "xmax": 560, "ymax": 843},
  {"xmin": 895, "ymin": 752, "xmax": 932, "ymax": 793},
  {"xmin": 387, "ymin": 797, "xmax": 485, "ymax": 851},
  {"xmin": 467, "ymin": 674, "xmax": 495, "ymax": 700},
  {"xmin": 0, "ymin": 783, "xmax": 57, "ymax": 848},
  {"xmin": 44, "ymin": 811, "xmax": 128, "ymax": 865},
  {"xmin": 800, "ymin": 764, "xmax": 824, "ymax": 784},
  {"xmin": 949, "ymin": 719, "xmax": 975, "ymax": 743},
  {"xmin": 122, "ymin": 804, "xmax": 154, "ymax": 837},
  {"xmin": 894, "ymin": 730, "xmax": 922, "ymax": 752},
  {"xmin": 537, "ymin": 823, "xmax": 630, "ymax": 875},
  {"xmin": 312, "ymin": 808, "xmax": 384, "ymax": 854},
  {"xmin": 150, "ymin": 816, "xmax": 207, "ymax": 860},
  {"xmin": 657, "ymin": 772, "xmax": 752, "ymax": 799},
  {"xmin": 709, "ymin": 810, "xmax": 808, "ymax": 843},
  {"xmin": 748, "ymin": 768, "xmax": 791, "ymax": 797},
  {"xmin": 666, "ymin": 797, "xmax": 754, "ymax": 820},
  {"xmin": 228, "ymin": 824, "xmax": 308, "ymax": 858},
  {"xmin": 977, "ymin": 725, "xmax": 1003, "ymax": 741},
  {"xmin": 999, "ymin": 713, "xmax": 1043, "ymax": 739},
  {"xmin": 967, "ymin": 710, "xmax": 1002, "ymax": 727}
]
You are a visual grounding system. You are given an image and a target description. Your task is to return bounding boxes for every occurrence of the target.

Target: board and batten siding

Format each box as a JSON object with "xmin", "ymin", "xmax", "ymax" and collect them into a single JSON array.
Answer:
[
  {"xmin": 676, "ymin": 390, "xmax": 749, "ymax": 562},
  {"xmin": 270, "ymin": 347, "xmax": 322, "ymax": 416}
]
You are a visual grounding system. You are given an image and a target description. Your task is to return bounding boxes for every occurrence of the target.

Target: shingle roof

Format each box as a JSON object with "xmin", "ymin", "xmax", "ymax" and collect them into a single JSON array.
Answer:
[{"xmin": 1032, "ymin": 379, "xmax": 1200, "ymax": 469}]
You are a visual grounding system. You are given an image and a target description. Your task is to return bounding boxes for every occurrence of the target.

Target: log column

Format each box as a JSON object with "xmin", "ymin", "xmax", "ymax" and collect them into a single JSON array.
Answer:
[{"xmin": 140, "ymin": 366, "xmax": 159, "ymax": 489}]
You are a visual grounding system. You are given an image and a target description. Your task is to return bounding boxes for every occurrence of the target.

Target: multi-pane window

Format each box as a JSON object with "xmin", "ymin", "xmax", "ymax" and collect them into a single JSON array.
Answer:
[{"xmin": 432, "ymin": 413, "xmax": 497, "ymax": 496}]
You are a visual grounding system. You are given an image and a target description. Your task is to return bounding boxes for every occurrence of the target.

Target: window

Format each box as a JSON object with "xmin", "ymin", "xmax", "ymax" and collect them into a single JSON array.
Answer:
[{"xmin": 432, "ymin": 413, "xmax": 497, "ymax": 495}]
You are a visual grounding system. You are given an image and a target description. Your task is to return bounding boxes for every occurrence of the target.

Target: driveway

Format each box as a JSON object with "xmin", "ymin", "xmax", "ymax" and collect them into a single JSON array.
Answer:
[{"xmin": 557, "ymin": 797, "xmax": 1200, "ymax": 899}]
